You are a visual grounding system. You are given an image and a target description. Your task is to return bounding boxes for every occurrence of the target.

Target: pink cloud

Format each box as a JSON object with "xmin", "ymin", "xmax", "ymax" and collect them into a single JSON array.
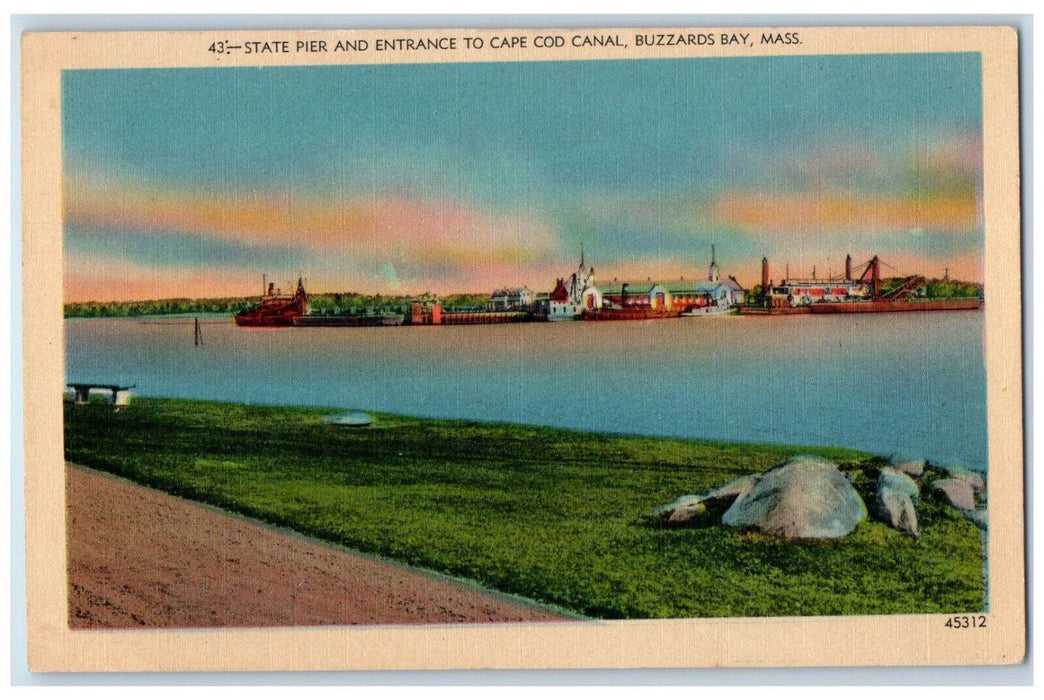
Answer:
[
  {"xmin": 64, "ymin": 173, "xmax": 560, "ymax": 268},
  {"xmin": 711, "ymin": 191, "xmax": 978, "ymax": 235}
]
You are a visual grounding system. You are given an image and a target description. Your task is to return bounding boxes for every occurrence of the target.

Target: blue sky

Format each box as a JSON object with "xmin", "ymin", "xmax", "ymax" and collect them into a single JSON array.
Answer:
[{"xmin": 62, "ymin": 53, "xmax": 984, "ymax": 300}]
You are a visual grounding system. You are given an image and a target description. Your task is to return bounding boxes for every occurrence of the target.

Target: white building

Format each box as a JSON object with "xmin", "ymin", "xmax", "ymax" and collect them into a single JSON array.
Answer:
[
  {"xmin": 549, "ymin": 254, "xmax": 599, "ymax": 321},
  {"xmin": 488, "ymin": 287, "xmax": 535, "ymax": 311}
]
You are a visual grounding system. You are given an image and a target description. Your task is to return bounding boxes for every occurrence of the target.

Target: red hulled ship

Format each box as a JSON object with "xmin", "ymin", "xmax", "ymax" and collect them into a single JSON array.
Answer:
[{"xmin": 234, "ymin": 277, "xmax": 308, "ymax": 327}]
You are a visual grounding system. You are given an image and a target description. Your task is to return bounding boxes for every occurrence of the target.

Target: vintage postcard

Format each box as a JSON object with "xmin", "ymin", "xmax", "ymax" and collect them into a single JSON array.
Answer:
[{"xmin": 21, "ymin": 25, "xmax": 1024, "ymax": 672}]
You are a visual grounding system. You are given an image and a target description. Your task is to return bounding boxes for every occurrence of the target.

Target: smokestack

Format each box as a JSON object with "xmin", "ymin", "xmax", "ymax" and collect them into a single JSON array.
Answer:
[
  {"xmin": 845, "ymin": 254, "xmax": 852, "ymax": 282},
  {"xmin": 761, "ymin": 257, "xmax": 769, "ymax": 291}
]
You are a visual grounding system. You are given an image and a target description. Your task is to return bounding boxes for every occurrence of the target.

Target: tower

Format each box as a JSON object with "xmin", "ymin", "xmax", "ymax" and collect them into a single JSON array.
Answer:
[{"xmin": 708, "ymin": 245, "xmax": 720, "ymax": 283}]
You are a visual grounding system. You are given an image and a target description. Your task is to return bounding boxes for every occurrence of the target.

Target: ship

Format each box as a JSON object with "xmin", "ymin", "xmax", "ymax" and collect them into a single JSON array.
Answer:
[
  {"xmin": 744, "ymin": 255, "xmax": 983, "ymax": 315},
  {"xmin": 234, "ymin": 277, "xmax": 308, "ymax": 327},
  {"xmin": 680, "ymin": 302, "xmax": 737, "ymax": 317}
]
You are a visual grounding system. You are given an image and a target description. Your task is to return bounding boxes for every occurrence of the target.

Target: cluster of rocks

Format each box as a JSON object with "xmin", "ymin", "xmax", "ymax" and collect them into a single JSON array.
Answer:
[{"xmin": 643, "ymin": 455, "xmax": 987, "ymax": 540}]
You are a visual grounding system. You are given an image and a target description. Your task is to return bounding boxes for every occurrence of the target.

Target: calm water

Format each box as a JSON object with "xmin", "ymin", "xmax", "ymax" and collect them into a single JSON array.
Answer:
[{"xmin": 65, "ymin": 311, "xmax": 988, "ymax": 471}]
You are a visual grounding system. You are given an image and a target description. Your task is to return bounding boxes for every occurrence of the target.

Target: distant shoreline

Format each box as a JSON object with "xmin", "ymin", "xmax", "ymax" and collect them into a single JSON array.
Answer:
[{"xmin": 63, "ymin": 276, "xmax": 982, "ymax": 318}]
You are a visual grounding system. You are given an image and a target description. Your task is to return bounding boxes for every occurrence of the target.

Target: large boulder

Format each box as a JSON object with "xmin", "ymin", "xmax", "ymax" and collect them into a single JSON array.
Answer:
[
  {"xmin": 874, "ymin": 467, "xmax": 920, "ymax": 538},
  {"xmin": 721, "ymin": 457, "xmax": 867, "ymax": 539},
  {"xmin": 931, "ymin": 478, "xmax": 976, "ymax": 511}
]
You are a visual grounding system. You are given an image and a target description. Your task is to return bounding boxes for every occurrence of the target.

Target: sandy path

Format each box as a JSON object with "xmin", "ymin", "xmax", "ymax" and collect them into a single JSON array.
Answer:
[{"xmin": 66, "ymin": 463, "xmax": 570, "ymax": 628}]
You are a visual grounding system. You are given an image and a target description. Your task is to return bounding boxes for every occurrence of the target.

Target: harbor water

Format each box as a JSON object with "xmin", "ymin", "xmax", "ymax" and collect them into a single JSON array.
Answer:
[{"xmin": 65, "ymin": 311, "xmax": 988, "ymax": 471}]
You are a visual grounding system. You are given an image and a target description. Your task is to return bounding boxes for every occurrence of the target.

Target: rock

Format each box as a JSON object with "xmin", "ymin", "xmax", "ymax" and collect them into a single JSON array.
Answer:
[
  {"xmin": 940, "ymin": 467, "xmax": 986, "ymax": 496},
  {"xmin": 643, "ymin": 474, "xmax": 760, "ymax": 528},
  {"xmin": 322, "ymin": 411, "xmax": 374, "ymax": 427},
  {"xmin": 666, "ymin": 500, "xmax": 707, "ymax": 525},
  {"xmin": 931, "ymin": 479, "xmax": 976, "ymax": 511},
  {"xmin": 874, "ymin": 467, "xmax": 920, "ymax": 537},
  {"xmin": 643, "ymin": 495, "xmax": 707, "ymax": 527},
  {"xmin": 893, "ymin": 460, "xmax": 925, "ymax": 479},
  {"xmin": 721, "ymin": 456, "xmax": 867, "ymax": 539},
  {"xmin": 878, "ymin": 467, "xmax": 920, "ymax": 501}
]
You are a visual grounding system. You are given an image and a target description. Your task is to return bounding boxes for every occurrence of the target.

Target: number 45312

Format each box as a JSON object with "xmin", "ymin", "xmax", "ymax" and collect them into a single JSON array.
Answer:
[{"xmin": 944, "ymin": 615, "xmax": 987, "ymax": 629}]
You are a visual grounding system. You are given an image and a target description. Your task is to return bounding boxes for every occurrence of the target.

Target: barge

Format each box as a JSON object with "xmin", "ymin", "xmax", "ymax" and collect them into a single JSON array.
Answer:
[
  {"xmin": 294, "ymin": 313, "xmax": 404, "ymax": 327},
  {"xmin": 439, "ymin": 310, "xmax": 533, "ymax": 324},
  {"xmin": 738, "ymin": 306, "xmax": 812, "ymax": 316},
  {"xmin": 583, "ymin": 308, "xmax": 682, "ymax": 321},
  {"xmin": 810, "ymin": 299, "xmax": 983, "ymax": 314}
]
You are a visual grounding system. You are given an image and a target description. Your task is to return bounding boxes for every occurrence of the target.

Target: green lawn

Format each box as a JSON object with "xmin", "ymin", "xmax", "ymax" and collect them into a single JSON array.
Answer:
[{"xmin": 64, "ymin": 397, "xmax": 985, "ymax": 619}]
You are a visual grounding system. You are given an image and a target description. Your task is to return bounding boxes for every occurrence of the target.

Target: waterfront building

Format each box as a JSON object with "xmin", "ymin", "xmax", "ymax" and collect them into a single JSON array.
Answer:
[
  {"xmin": 488, "ymin": 287, "xmax": 535, "ymax": 311},
  {"xmin": 597, "ymin": 277, "xmax": 744, "ymax": 312},
  {"xmin": 666, "ymin": 277, "xmax": 745, "ymax": 311},
  {"xmin": 595, "ymin": 248, "xmax": 745, "ymax": 313},
  {"xmin": 596, "ymin": 281, "xmax": 668, "ymax": 310}
]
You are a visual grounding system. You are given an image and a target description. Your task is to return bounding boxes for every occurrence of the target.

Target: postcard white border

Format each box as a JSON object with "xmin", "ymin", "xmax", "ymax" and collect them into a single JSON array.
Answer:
[{"xmin": 17, "ymin": 20, "xmax": 1027, "ymax": 675}]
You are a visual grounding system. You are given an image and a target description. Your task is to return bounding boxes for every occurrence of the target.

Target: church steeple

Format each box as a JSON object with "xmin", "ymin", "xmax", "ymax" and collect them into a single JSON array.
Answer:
[{"xmin": 708, "ymin": 245, "xmax": 720, "ymax": 283}]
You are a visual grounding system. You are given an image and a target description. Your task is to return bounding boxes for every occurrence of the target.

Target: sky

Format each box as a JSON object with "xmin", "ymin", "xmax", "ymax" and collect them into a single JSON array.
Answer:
[{"xmin": 62, "ymin": 53, "xmax": 984, "ymax": 302}]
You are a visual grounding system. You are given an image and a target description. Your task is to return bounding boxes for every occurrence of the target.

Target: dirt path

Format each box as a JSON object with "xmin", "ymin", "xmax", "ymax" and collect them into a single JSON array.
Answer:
[{"xmin": 66, "ymin": 463, "xmax": 570, "ymax": 628}]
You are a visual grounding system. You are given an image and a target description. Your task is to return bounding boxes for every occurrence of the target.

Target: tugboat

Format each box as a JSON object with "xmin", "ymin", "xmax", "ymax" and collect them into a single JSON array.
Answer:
[{"xmin": 234, "ymin": 277, "xmax": 308, "ymax": 327}]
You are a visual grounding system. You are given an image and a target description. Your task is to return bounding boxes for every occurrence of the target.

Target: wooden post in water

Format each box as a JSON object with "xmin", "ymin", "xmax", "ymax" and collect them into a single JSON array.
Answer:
[{"xmin": 194, "ymin": 317, "xmax": 202, "ymax": 346}]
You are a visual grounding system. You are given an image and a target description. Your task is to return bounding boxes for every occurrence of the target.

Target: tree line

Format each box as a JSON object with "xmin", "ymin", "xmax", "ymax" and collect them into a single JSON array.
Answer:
[{"xmin": 64, "ymin": 292, "xmax": 493, "ymax": 318}]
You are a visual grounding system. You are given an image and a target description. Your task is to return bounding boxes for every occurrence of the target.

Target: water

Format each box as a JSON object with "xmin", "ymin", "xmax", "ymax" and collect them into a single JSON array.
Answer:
[{"xmin": 65, "ymin": 311, "xmax": 988, "ymax": 471}]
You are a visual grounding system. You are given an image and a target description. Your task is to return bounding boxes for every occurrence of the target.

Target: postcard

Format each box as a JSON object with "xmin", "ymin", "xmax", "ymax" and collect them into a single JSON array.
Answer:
[{"xmin": 20, "ymin": 24, "xmax": 1024, "ymax": 672}]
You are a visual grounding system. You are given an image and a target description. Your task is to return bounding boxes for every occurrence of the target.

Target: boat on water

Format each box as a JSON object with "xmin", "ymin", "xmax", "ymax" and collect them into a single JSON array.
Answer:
[
  {"xmin": 749, "ymin": 255, "xmax": 983, "ymax": 316},
  {"xmin": 680, "ymin": 303, "xmax": 737, "ymax": 317},
  {"xmin": 234, "ymin": 277, "xmax": 308, "ymax": 327}
]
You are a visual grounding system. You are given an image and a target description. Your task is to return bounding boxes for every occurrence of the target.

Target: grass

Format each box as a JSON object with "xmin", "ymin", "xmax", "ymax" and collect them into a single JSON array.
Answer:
[{"xmin": 64, "ymin": 397, "xmax": 985, "ymax": 619}]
